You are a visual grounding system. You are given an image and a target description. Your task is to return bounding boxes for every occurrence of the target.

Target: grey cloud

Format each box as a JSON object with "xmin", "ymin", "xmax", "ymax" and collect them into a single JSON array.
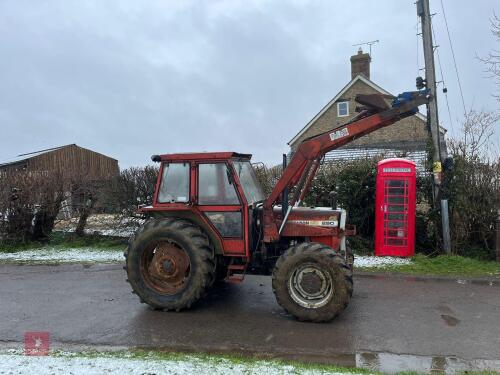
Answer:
[{"xmin": 0, "ymin": 0, "xmax": 498, "ymax": 168}]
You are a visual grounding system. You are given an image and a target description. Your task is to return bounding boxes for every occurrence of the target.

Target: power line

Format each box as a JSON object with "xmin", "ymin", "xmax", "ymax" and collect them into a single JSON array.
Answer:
[
  {"xmin": 416, "ymin": 14, "xmax": 421, "ymax": 76},
  {"xmin": 416, "ymin": 8, "xmax": 455, "ymax": 134},
  {"xmin": 431, "ymin": 20, "xmax": 455, "ymax": 133},
  {"xmin": 440, "ymin": 0, "xmax": 467, "ymax": 116}
]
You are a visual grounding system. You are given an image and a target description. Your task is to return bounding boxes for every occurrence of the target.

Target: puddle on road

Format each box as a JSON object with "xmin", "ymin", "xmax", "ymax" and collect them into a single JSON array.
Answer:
[{"xmin": 355, "ymin": 351, "xmax": 500, "ymax": 374}]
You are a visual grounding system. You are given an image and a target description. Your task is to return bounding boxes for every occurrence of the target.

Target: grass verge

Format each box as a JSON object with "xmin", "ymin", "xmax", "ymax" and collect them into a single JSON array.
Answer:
[
  {"xmin": 0, "ymin": 232, "xmax": 127, "ymax": 253},
  {"xmin": 358, "ymin": 254, "xmax": 500, "ymax": 278},
  {"xmin": 28, "ymin": 349, "xmax": 377, "ymax": 374},
  {"xmin": 4, "ymin": 349, "xmax": 498, "ymax": 375}
]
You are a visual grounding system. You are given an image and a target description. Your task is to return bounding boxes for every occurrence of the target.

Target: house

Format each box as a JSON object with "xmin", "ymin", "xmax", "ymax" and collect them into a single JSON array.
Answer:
[
  {"xmin": 288, "ymin": 49, "xmax": 446, "ymax": 171},
  {"xmin": 0, "ymin": 144, "xmax": 119, "ymax": 178}
]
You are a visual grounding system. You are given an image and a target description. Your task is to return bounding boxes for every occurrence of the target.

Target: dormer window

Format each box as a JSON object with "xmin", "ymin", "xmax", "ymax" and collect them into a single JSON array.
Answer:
[{"xmin": 337, "ymin": 101, "xmax": 349, "ymax": 117}]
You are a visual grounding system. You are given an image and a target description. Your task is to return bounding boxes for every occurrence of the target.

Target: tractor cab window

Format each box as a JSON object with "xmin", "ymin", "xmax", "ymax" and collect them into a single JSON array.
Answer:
[
  {"xmin": 232, "ymin": 161, "xmax": 265, "ymax": 205},
  {"xmin": 198, "ymin": 163, "xmax": 240, "ymax": 205},
  {"xmin": 158, "ymin": 163, "xmax": 190, "ymax": 203}
]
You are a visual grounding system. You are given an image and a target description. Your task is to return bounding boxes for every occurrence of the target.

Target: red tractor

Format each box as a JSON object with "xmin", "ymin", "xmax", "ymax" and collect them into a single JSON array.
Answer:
[{"xmin": 125, "ymin": 90, "xmax": 430, "ymax": 322}]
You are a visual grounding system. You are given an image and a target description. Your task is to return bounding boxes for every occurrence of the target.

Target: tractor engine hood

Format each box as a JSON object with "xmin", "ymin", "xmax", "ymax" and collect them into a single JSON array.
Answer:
[
  {"xmin": 273, "ymin": 205, "xmax": 356, "ymax": 238},
  {"xmin": 273, "ymin": 206, "xmax": 341, "ymax": 228},
  {"xmin": 271, "ymin": 206, "xmax": 353, "ymax": 239}
]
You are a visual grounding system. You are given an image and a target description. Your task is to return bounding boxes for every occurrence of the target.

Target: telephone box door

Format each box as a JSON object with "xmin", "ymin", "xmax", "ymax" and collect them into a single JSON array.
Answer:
[{"xmin": 375, "ymin": 159, "xmax": 416, "ymax": 257}]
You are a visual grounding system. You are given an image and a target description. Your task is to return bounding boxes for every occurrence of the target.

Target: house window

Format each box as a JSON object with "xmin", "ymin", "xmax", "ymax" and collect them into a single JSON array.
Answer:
[{"xmin": 337, "ymin": 101, "xmax": 349, "ymax": 117}]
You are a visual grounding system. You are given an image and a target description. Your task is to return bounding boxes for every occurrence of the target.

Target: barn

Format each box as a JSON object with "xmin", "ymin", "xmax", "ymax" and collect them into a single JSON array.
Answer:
[
  {"xmin": 0, "ymin": 144, "xmax": 119, "ymax": 178},
  {"xmin": 0, "ymin": 144, "xmax": 119, "ymax": 218}
]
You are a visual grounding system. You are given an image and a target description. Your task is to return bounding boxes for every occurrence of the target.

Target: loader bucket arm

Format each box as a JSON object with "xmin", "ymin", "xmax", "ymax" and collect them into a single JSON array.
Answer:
[{"xmin": 262, "ymin": 90, "xmax": 431, "ymax": 242}]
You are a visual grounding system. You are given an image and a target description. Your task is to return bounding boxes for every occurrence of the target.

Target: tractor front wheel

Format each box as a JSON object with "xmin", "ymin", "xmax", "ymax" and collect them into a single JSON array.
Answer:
[
  {"xmin": 272, "ymin": 242, "xmax": 352, "ymax": 322},
  {"xmin": 125, "ymin": 218, "xmax": 215, "ymax": 311}
]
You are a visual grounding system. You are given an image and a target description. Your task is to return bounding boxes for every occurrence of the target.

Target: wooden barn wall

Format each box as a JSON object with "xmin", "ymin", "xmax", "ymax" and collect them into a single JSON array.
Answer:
[{"xmin": 27, "ymin": 145, "xmax": 119, "ymax": 179}]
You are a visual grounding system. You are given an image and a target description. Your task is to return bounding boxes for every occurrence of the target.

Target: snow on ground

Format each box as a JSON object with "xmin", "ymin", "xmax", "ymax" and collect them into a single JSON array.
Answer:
[
  {"xmin": 58, "ymin": 227, "xmax": 136, "ymax": 238},
  {"xmin": 0, "ymin": 247, "xmax": 123, "ymax": 263},
  {"xmin": 0, "ymin": 350, "xmax": 353, "ymax": 375},
  {"xmin": 87, "ymin": 228, "xmax": 135, "ymax": 237},
  {"xmin": 0, "ymin": 247, "xmax": 412, "ymax": 267},
  {"xmin": 354, "ymin": 255, "xmax": 412, "ymax": 268}
]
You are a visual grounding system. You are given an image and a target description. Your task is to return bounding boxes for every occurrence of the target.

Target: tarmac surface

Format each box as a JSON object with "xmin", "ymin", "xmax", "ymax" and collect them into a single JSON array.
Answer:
[{"xmin": 1, "ymin": 263, "xmax": 500, "ymax": 372}]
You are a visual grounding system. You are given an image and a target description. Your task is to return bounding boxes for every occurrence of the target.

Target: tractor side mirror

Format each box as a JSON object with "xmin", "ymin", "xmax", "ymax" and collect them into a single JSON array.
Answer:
[
  {"xmin": 329, "ymin": 191, "xmax": 338, "ymax": 210},
  {"xmin": 226, "ymin": 167, "xmax": 234, "ymax": 185}
]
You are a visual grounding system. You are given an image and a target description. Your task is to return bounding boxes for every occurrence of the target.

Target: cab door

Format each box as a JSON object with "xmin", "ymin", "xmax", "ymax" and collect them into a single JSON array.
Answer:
[{"xmin": 196, "ymin": 162, "xmax": 247, "ymax": 256}]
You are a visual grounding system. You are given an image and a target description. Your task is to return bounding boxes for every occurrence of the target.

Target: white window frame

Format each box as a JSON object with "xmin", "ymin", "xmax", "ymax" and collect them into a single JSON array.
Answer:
[{"xmin": 337, "ymin": 101, "xmax": 349, "ymax": 117}]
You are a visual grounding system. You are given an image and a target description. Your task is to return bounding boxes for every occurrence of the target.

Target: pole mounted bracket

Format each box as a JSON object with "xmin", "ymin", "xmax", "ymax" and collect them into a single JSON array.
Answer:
[
  {"xmin": 416, "ymin": 0, "xmax": 424, "ymax": 16},
  {"xmin": 416, "ymin": 76, "xmax": 427, "ymax": 90}
]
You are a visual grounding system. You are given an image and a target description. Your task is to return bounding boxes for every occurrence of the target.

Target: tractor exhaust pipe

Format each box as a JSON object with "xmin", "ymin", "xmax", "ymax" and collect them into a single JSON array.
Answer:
[
  {"xmin": 281, "ymin": 154, "xmax": 289, "ymax": 219},
  {"xmin": 279, "ymin": 153, "xmax": 291, "ymax": 235}
]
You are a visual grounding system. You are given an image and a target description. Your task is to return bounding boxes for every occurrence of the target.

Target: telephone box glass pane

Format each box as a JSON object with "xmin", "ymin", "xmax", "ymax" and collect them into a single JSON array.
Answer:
[{"xmin": 383, "ymin": 178, "xmax": 409, "ymax": 247}]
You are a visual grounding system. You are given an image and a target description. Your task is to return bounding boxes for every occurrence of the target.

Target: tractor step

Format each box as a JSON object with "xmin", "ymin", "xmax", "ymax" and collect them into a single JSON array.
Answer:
[
  {"xmin": 227, "ymin": 264, "xmax": 246, "ymax": 270},
  {"xmin": 226, "ymin": 273, "xmax": 245, "ymax": 283},
  {"xmin": 225, "ymin": 263, "xmax": 247, "ymax": 283}
]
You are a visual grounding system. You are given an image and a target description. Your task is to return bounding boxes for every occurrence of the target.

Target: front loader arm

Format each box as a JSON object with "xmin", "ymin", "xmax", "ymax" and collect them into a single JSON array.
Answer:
[{"xmin": 262, "ymin": 90, "xmax": 431, "ymax": 242}]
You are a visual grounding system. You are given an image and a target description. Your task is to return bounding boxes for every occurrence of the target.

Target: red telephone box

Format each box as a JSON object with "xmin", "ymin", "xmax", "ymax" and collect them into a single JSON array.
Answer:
[{"xmin": 375, "ymin": 158, "xmax": 416, "ymax": 257}]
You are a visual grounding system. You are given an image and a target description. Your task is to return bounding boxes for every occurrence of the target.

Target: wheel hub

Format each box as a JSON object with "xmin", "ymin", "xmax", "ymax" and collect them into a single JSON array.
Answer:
[
  {"xmin": 288, "ymin": 263, "xmax": 334, "ymax": 309},
  {"xmin": 142, "ymin": 241, "xmax": 191, "ymax": 295},
  {"xmin": 162, "ymin": 260, "xmax": 174, "ymax": 273},
  {"xmin": 299, "ymin": 270, "xmax": 323, "ymax": 295}
]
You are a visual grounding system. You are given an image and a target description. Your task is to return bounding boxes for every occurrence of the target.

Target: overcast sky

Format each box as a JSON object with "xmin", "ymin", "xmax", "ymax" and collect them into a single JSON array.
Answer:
[{"xmin": 0, "ymin": 0, "xmax": 498, "ymax": 168}]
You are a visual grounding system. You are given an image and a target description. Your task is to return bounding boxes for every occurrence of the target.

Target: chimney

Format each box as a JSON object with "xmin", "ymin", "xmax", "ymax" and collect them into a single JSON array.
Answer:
[{"xmin": 350, "ymin": 48, "xmax": 371, "ymax": 80}]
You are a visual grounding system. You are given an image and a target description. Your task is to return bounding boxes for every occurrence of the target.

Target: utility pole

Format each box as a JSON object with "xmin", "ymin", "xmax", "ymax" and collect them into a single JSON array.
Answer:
[
  {"xmin": 496, "ymin": 210, "xmax": 500, "ymax": 262},
  {"xmin": 417, "ymin": 0, "xmax": 452, "ymax": 254}
]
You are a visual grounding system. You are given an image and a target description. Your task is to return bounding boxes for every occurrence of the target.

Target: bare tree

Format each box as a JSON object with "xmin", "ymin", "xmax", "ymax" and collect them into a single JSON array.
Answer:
[
  {"xmin": 479, "ymin": 13, "xmax": 500, "ymax": 101},
  {"xmin": 446, "ymin": 110, "xmax": 500, "ymax": 257},
  {"xmin": 106, "ymin": 166, "xmax": 158, "ymax": 215},
  {"xmin": 448, "ymin": 109, "xmax": 500, "ymax": 160},
  {"xmin": 0, "ymin": 170, "xmax": 66, "ymax": 243},
  {"xmin": 63, "ymin": 169, "xmax": 107, "ymax": 237},
  {"xmin": 31, "ymin": 171, "xmax": 66, "ymax": 241}
]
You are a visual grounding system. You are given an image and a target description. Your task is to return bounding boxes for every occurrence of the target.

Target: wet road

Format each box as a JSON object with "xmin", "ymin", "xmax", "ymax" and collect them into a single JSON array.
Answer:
[{"xmin": 1, "ymin": 264, "xmax": 500, "ymax": 371}]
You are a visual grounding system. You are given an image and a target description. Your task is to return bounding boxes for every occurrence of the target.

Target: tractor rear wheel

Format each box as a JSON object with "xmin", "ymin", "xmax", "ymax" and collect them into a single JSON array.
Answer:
[
  {"xmin": 272, "ymin": 242, "xmax": 352, "ymax": 322},
  {"xmin": 125, "ymin": 218, "xmax": 215, "ymax": 311}
]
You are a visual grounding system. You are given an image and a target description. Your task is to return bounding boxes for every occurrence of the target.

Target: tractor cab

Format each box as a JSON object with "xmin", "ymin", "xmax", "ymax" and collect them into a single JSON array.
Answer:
[{"xmin": 141, "ymin": 152, "xmax": 265, "ymax": 259}]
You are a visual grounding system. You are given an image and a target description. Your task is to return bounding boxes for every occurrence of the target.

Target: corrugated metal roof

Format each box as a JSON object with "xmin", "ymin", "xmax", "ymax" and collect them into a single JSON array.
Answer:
[
  {"xmin": 324, "ymin": 148, "xmax": 428, "ymax": 173},
  {"xmin": 0, "ymin": 144, "xmax": 76, "ymax": 168}
]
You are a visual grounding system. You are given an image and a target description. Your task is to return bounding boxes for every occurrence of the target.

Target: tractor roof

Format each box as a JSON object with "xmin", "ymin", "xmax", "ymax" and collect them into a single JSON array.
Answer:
[{"xmin": 155, "ymin": 152, "xmax": 252, "ymax": 162}]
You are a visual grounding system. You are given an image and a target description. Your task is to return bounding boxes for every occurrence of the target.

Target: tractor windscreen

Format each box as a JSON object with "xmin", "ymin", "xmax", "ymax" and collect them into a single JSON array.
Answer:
[{"xmin": 232, "ymin": 161, "xmax": 265, "ymax": 205}]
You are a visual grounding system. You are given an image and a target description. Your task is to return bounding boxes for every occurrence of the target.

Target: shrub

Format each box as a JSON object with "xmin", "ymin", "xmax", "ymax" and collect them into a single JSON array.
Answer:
[
  {"xmin": 104, "ymin": 165, "xmax": 159, "ymax": 227},
  {"xmin": 305, "ymin": 158, "xmax": 380, "ymax": 240},
  {"xmin": 0, "ymin": 171, "xmax": 65, "ymax": 243}
]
